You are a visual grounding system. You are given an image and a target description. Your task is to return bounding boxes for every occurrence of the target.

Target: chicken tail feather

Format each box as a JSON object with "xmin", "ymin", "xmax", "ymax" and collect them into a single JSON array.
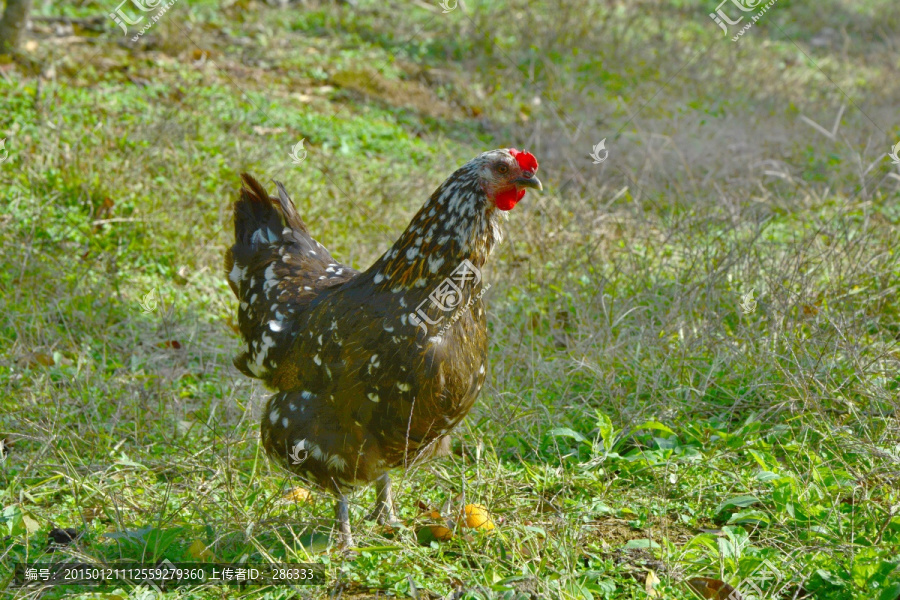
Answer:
[{"xmin": 225, "ymin": 174, "xmax": 357, "ymax": 383}]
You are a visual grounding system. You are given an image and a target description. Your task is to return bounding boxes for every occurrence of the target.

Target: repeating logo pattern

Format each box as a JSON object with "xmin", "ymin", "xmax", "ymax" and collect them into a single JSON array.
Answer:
[
  {"xmin": 889, "ymin": 141, "xmax": 900, "ymax": 165},
  {"xmin": 740, "ymin": 289, "xmax": 757, "ymax": 315},
  {"xmin": 139, "ymin": 289, "xmax": 159, "ymax": 314},
  {"xmin": 289, "ymin": 139, "xmax": 308, "ymax": 165},
  {"xmin": 288, "ymin": 441, "xmax": 308, "ymax": 465},
  {"xmin": 409, "ymin": 259, "xmax": 489, "ymax": 335},
  {"xmin": 590, "ymin": 139, "xmax": 609, "ymax": 164}
]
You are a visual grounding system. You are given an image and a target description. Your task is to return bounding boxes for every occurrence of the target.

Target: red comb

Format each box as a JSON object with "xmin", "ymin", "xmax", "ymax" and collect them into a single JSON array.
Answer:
[{"xmin": 508, "ymin": 148, "xmax": 538, "ymax": 172}]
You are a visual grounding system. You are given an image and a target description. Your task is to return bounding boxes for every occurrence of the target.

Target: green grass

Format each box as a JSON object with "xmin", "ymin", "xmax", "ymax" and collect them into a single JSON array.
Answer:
[{"xmin": 2, "ymin": 0, "xmax": 900, "ymax": 598}]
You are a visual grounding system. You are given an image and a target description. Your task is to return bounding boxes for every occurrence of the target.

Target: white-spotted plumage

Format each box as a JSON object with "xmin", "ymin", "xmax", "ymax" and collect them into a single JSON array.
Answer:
[{"xmin": 233, "ymin": 150, "xmax": 540, "ymax": 546}]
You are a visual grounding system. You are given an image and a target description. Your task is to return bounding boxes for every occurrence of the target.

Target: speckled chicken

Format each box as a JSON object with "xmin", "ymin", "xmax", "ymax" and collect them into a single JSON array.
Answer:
[{"xmin": 225, "ymin": 148, "xmax": 541, "ymax": 547}]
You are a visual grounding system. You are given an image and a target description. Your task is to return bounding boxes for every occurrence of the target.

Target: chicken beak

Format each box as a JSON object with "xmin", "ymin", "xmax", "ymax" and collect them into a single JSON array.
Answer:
[{"xmin": 514, "ymin": 175, "xmax": 543, "ymax": 191}]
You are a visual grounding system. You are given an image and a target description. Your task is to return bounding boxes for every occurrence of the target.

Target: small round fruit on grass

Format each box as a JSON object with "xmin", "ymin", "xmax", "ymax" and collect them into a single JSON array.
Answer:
[
  {"xmin": 416, "ymin": 507, "xmax": 455, "ymax": 544},
  {"xmin": 417, "ymin": 524, "xmax": 454, "ymax": 544},
  {"xmin": 461, "ymin": 504, "xmax": 495, "ymax": 531}
]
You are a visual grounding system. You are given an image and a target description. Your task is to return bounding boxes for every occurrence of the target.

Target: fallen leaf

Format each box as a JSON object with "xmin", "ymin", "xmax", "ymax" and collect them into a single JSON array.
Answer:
[
  {"xmin": 646, "ymin": 570, "xmax": 661, "ymax": 597},
  {"xmin": 686, "ymin": 577, "xmax": 740, "ymax": 600},
  {"xmin": 186, "ymin": 539, "xmax": 215, "ymax": 561},
  {"xmin": 22, "ymin": 515, "xmax": 39, "ymax": 535},
  {"xmin": 19, "ymin": 352, "xmax": 54, "ymax": 367}
]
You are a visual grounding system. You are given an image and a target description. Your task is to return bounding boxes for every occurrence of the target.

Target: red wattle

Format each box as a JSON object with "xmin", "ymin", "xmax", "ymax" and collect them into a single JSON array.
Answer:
[{"xmin": 495, "ymin": 188, "xmax": 526, "ymax": 211}]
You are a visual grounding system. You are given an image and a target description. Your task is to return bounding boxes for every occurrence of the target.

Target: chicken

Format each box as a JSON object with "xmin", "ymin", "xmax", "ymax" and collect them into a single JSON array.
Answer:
[{"xmin": 225, "ymin": 148, "xmax": 542, "ymax": 547}]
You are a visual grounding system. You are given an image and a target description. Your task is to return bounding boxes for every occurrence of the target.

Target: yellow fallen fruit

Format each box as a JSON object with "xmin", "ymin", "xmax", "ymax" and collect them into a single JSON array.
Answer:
[
  {"xmin": 415, "ymin": 523, "xmax": 453, "ymax": 545},
  {"xmin": 283, "ymin": 487, "xmax": 311, "ymax": 503},
  {"xmin": 461, "ymin": 504, "xmax": 495, "ymax": 531},
  {"xmin": 429, "ymin": 524, "xmax": 454, "ymax": 540}
]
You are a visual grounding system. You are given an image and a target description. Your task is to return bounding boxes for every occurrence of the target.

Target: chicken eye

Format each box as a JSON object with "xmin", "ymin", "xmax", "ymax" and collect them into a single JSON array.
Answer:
[{"xmin": 496, "ymin": 164, "xmax": 509, "ymax": 174}]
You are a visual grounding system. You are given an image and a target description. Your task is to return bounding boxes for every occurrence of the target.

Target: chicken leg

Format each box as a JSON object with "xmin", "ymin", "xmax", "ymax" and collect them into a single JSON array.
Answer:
[
  {"xmin": 334, "ymin": 494, "xmax": 354, "ymax": 549},
  {"xmin": 365, "ymin": 473, "xmax": 399, "ymax": 525},
  {"xmin": 334, "ymin": 474, "xmax": 395, "ymax": 550}
]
